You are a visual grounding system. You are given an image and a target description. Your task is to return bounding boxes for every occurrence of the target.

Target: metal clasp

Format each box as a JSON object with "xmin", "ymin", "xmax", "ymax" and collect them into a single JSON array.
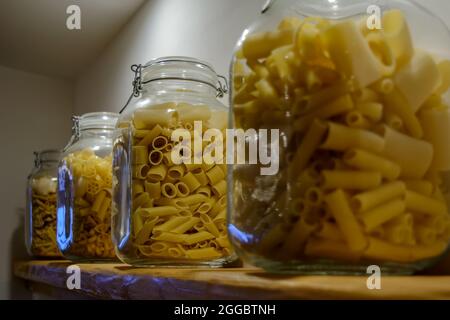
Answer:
[
  {"xmin": 120, "ymin": 64, "xmax": 143, "ymax": 114},
  {"xmin": 33, "ymin": 151, "xmax": 40, "ymax": 168},
  {"xmin": 216, "ymin": 75, "xmax": 229, "ymax": 98}
]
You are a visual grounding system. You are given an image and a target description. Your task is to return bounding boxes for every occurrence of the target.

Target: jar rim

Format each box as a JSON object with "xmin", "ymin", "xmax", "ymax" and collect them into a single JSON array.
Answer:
[
  {"xmin": 77, "ymin": 112, "xmax": 119, "ymax": 130},
  {"xmin": 34, "ymin": 149, "xmax": 61, "ymax": 164},
  {"xmin": 141, "ymin": 56, "xmax": 219, "ymax": 88}
]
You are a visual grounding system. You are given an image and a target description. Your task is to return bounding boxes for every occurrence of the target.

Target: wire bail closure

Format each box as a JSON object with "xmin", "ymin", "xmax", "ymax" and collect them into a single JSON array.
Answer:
[
  {"xmin": 120, "ymin": 63, "xmax": 228, "ymax": 113},
  {"xmin": 33, "ymin": 151, "xmax": 40, "ymax": 167}
]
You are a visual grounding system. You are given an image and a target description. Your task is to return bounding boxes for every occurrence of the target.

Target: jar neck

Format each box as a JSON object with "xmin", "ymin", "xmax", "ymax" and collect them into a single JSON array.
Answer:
[
  {"xmin": 141, "ymin": 80, "xmax": 217, "ymax": 98},
  {"xmin": 78, "ymin": 128, "xmax": 115, "ymax": 139},
  {"xmin": 38, "ymin": 161, "xmax": 58, "ymax": 170}
]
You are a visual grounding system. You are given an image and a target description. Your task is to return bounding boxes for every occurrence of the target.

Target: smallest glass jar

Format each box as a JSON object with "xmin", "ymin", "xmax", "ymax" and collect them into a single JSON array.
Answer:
[
  {"xmin": 26, "ymin": 149, "xmax": 62, "ymax": 258},
  {"xmin": 57, "ymin": 112, "xmax": 119, "ymax": 261}
]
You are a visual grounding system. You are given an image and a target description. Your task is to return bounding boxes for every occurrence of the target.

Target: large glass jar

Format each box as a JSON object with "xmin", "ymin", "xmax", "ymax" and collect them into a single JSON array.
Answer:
[
  {"xmin": 25, "ymin": 150, "xmax": 62, "ymax": 258},
  {"xmin": 57, "ymin": 112, "xmax": 119, "ymax": 261},
  {"xmin": 112, "ymin": 56, "xmax": 235, "ymax": 267},
  {"xmin": 230, "ymin": 0, "xmax": 450, "ymax": 274}
]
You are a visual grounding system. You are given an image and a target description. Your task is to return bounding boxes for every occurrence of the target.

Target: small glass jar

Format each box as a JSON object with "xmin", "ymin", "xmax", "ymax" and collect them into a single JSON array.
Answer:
[
  {"xmin": 57, "ymin": 112, "xmax": 119, "ymax": 261},
  {"xmin": 112, "ymin": 56, "xmax": 235, "ymax": 267},
  {"xmin": 229, "ymin": 0, "xmax": 450, "ymax": 274},
  {"xmin": 25, "ymin": 149, "xmax": 62, "ymax": 258}
]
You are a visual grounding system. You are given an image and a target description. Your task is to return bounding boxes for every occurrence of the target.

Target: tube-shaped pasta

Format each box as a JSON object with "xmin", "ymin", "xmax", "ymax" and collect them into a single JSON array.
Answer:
[
  {"xmin": 185, "ymin": 247, "xmax": 222, "ymax": 259},
  {"xmin": 290, "ymin": 119, "xmax": 327, "ymax": 177},
  {"xmin": 212, "ymin": 180, "xmax": 227, "ymax": 197},
  {"xmin": 153, "ymin": 216, "xmax": 190, "ymax": 233},
  {"xmin": 132, "ymin": 146, "xmax": 149, "ymax": 165},
  {"xmin": 137, "ymin": 125, "xmax": 163, "ymax": 146},
  {"xmin": 382, "ymin": 9, "xmax": 413, "ymax": 66},
  {"xmin": 147, "ymin": 164, "xmax": 167, "ymax": 182},
  {"xmin": 316, "ymin": 222, "xmax": 343, "ymax": 241},
  {"xmin": 384, "ymin": 110, "xmax": 403, "ymax": 131},
  {"xmin": 133, "ymin": 107, "xmax": 177, "ymax": 129},
  {"xmin": 183, "ymin": 231, "xmax": 215, "ymax": 245},
  {"xmin": 136, "ymin": 206, "xmax": 178, "ymax": 218},
  {"xmin": 420, "ymin": 108, "xmax": 450, "ymax": 171},
  {"xmin": 324, "ymin": 189, "xmax": 367, "ymax": 252},
  {"xmin": 351, "ymin": 181, "xmax": 406, "ymax": 213},
  {"xmin": 148, "ymin": 150, "xmax": 163, "ymax": 165},
  {"xmin": 132, "ymin": 180, "xmax": 145, "ymax": 197},
  {"xmin": 206, "ymin": 166, "xmax": 225, "ymax": 185},
  {"xmin": 175, "ymin": 194, "xmax": 208, "ymax": 207},
  {"xmin": 133, "ymin": 192, "xmax": 152, "ymax": 210},
  {"xmin": 200, "ymin": 213, "xmax": 220, "ymax": 237},
  {"xmin": 321, "ymin": 170, "xmax": 381, "ymax": 190},
  {"xmin": 294, "ymin": 95, "xmax": 354, "ymax": 131},
  {"xmin": 344, "ymin": 111, "xmax": 371, "ymax": 129},
  {"xmin": 402, "ymin": 180, "xmax": 433, "ymax": 196},
  {"xmin": 152, "ymin": 135, "xmax": 169, "ymax": 150},
  {"xmin": 180, "ymin": 172, "xmax": 201, "ymax": 192},
  {"xmin": 395, "ymin": 51, "xmax": 440, "ymax": 112},
  {"xmin": 135, "ymin": 217, "xmax": 159, "ymax": 245},
  {"xmin": 343, "ymin": 149, "xmax": 401, "ymax": 181},
  {"xmin": 355, "ymin": 102, "xmax": 383, "ymax": 122},
  {"xmin": 321, "ymin": 122, "xmax": 384, "ymax": 153},
  {"xmin": 91, "ymin": 190, "xmax": 107, "ymax": 212},
  {"xmin": 191, "ymin": 168, "xmax": 209, "ymax": 186},
  {"xmin": 359, "ymin": 198, "xmax": 405, "ymax": 231},
  {"xmin": 304, "ymin": 187, "xmax": 323, "ymax": 207},
  {"xmin": 242, "ymin": 28, "xmax": 294, "ymax": 60},
  {"xmin": 365, "ymin": 32, "xmax": 396, "ymax": 77},
  {"xmin": 133, "ymin": 164, "xmax": 150, "ymax": 179},
  {"xmin": 279, "ymin": 219, "xmax": 317, "ymax": 257},
  {"xmin": 415, "ymin": 225, "xmax": 437, "ymax": 246},
  {"xmin": 171, "ymin": 217, "xmax": 200, "ymax": 234},
  {"xmin": 383, "ymin": 89, "xmax": 423, "ymax": 138},
  {"xmin": 167, "ymin": 165, "xmax": 185, "ymax": 180},
  {"xmin": 195, "ymin": 186, "xmax": 211, "ymax": 198},
  {"xmin": 405, "ymin": 190, "xmax": 447, "ymax": 216},
  {"xmin": 177, "ymin": 103, "xmax": 212, "ymax": 122},
  {"xmin": 325, "ymin": 21, "xmax": 383, "ymax": 87},
  {"xmin": 378, "ymin": 125, "xmax": 433, "ymax": 179},
  {"xmin": 144, "ymin": 181, "xmax": 161, "ymax": 199},
  {"xmin": 161, "ymin": 183, "xmax": 177, "ymax": 198},
  {"xmin": 353, "ymin": 88, "xmax": 380, "ymax": 103},
  {"xmin": 435, "ymin": 60, "xmax": 450, "ymax": 95},
  {"xmin": 364, "ymin": 237, "xmax": 447, "ymax": 263},
  {"xmin": 175, "ymin": 182, "xmax": 190, "ymax": 197},
  {"xmin": 304, "ymin": 238, "xmax": 361, "ymax": 261}
]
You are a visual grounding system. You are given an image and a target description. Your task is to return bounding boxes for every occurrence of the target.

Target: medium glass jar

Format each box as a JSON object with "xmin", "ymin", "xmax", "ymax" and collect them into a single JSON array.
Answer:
[
  {"xmin": 57, "ymin": 112, "xmax": 119, "ymax": 261},
  {"xmin": 112, "ymin": 56, "xmax": 235, "ymax": 267},
  {"xmin": 229, "ymin": 0, "xmax": 450, "ymax": 274},
  {"xmin": 25, "ymin": 149, "xmax": 62, "ymax": 258}
]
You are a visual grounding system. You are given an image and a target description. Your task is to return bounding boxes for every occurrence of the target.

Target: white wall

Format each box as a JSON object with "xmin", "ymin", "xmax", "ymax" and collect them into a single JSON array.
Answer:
[
  {"xmin": 0, "ymin": 66, "xmax": 73, "ymax": 299},
  {"xmin": 74, "ymin": 0, "xmax": 450, "ymax": 115},
  {"xmin": 74, "ymin": 0, "xmax": 264, "ymax": 114}
]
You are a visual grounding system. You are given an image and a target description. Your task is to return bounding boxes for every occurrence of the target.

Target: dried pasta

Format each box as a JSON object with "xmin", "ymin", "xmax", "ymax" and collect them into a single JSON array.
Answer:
[
  {"xmin": 231, "ymin": 10, "xmax": 450, "ymax": 265},
  {"xmin": 63, "ymin": 148, "xmax": 115, "ymax": 258},
  {"xmin": 29, "ymin": 176, "xmax": 61, "ymax": 257},
  {"xmin": 118, "ymin": 102, "xmax": 231, "ymax": 261}
]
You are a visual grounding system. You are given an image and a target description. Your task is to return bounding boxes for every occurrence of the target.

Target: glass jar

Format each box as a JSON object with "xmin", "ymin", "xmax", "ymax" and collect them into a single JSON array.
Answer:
[
  {"xmin": 229, "ymin": 0, "xmax": 450, "ymax": 274},
  {"xmin": 112, "ymin": 56, "xmax": 235, "ymax": 267},
  {"xmin": 25, "ymin": 149, "xmax": 62, "ymax": 258},
  {"xmin": 57, "ymin": 112, "xmax": 119, "ymax": 261}
]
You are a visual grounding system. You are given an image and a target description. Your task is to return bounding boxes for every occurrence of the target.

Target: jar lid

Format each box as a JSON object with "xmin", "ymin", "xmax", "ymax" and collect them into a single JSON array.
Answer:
[
  {"xmin": 142, "ymin": 56, "xmax": 218, "ymax": 88},
  {"xmin": 76, "ymin": 112, "xmax": 119, "ymax": 130},
  {"xmin": 34, "ymin": 149, "xmax": 61, "ymax": 166}
]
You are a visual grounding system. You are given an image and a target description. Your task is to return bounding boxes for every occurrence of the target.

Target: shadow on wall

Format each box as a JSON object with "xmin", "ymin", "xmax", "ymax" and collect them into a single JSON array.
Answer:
[{"xmin": 9, "ymin": 208, "xmax": 32, "ymax": 299}]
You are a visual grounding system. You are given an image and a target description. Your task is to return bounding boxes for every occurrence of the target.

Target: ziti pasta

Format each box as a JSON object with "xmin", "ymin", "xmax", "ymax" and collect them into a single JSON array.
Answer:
[{"xmin": 230, "ymin": 9, "xmax": 450, "ymax": 271}]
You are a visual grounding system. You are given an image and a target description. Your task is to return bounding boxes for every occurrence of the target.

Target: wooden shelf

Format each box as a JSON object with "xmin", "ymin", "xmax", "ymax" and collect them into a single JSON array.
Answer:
[{"xmin": 13, "ymin": 260, "xmax": 450, "ymax": 299}]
